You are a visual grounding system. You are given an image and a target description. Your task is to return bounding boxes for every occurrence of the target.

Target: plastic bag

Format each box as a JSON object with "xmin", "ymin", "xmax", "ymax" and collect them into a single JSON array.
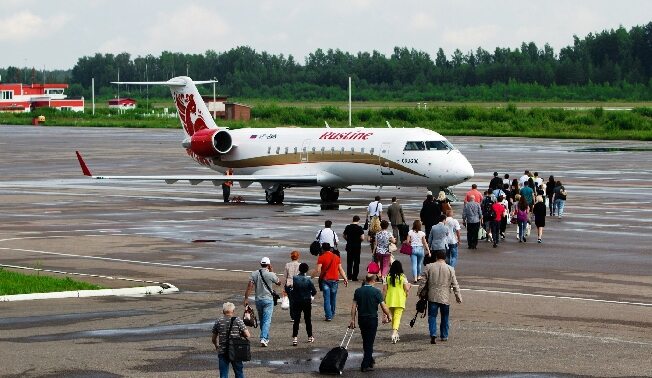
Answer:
[{"xmin": 281, "ymin": 295, "xmax": 290, "ymax": 310}]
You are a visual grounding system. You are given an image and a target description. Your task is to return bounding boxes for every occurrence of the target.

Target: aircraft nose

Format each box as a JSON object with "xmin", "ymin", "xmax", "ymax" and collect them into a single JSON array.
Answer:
[{"xmin": 457, "ymin": 156, "xmax": 474, "ymax": 182}]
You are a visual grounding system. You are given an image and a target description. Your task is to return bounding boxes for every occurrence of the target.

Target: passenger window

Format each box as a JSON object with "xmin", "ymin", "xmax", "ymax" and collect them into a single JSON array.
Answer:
[
  {"xmin": 361, "ymin": 147, "xmax": 365, "ymax": 153},
  {"xmin": 331, "ymin": 147, "xmax": 335, "ymax": 153},
  {"xmin": 351, "ymin": 147, "xmax": 355, "ymax": 154},
  {"xmin": 340, "ymin": 147, "xmax": 344, "ymax": 154},
  {"xmin": 268, "ymin": 146, "xmax": 271, "ymax": 154},
  {"xmin": 276, "ymin": 147, "xmax": 280, "ymax": 154},
  {"xmin": 294, "ymin": 147, "xmax": 298, "ymax": 154},
  {"xmin": 312, "ymin": 147, "xmax": 316, "ymax": 153},
  {"xmin": 302, "ymin": 147, "xmax": 306, "ymax": 153},
  {"xmin": 321, "ymin": 147, "xmax": 325, "ymax": 154},
  {"xmin": 285, "ymin": 147, "xmax": 289, "ymax": 154},
  {"xmin": 370, "ymin": 148, "xmax": 375, "ymax": 155},
  {"xmin": 404, "ymin": 141, "xmax": 425, "ymax": 151}
]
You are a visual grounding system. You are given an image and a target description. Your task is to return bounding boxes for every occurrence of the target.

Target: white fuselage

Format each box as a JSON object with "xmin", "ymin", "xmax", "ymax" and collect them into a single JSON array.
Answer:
[{"xmin": 197, "ymin": 126, "xmax": 474, "ymax": 189}]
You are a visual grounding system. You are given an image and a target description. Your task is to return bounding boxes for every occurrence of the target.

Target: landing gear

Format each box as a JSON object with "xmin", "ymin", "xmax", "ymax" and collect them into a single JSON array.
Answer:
[
  {"xmin": 320, "ymin": 187, "xmax": 340, "ymax": 202},
  {"xmin": 265, "ymin": 188, "xmax": 285, "ymax": 204}
]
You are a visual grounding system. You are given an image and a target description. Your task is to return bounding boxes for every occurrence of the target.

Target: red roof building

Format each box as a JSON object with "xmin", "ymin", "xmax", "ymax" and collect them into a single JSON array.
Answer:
[
  {"xmin": 108, "ymin": 98, "xmax": 137, "ymax": 110},
  {"xmin": 0, "ymin": 83, "xmax": 84, "ymax": 112}
]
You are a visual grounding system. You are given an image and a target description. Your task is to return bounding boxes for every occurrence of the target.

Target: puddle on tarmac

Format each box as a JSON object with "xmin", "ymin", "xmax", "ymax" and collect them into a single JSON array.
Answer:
[
  {"xmin": 192, "ymin": 239, "xmax": 218, "ymax": 243},
  {"xmin": 573, "ymin": 146, "xmax": 652, "ymax": 153},
  {"xmin": 0, "ymin": 309, "xmax": 154, "ymax": 330}
]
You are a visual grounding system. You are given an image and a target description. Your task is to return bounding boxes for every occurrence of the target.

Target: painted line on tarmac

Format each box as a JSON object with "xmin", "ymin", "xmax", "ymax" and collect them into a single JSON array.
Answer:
[
  {"xmin": 4, "ymin": 245, "xmax": 652, "ymax": 309},
  {"xmin": 461, "ymin": 288, "xmax": 652, "ymax": 308}
]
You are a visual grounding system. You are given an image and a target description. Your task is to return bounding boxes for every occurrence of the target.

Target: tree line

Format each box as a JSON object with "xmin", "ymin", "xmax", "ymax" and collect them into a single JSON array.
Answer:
[{"xmin": 1, "ymin": 22, "xmax": 652, "ymax": 101}]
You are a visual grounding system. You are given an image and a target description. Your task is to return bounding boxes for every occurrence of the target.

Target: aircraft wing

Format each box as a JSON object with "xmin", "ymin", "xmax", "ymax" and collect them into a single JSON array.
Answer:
[{"xmin": 75, "ymin": 151, "xmax": 318, "ymax": 187}]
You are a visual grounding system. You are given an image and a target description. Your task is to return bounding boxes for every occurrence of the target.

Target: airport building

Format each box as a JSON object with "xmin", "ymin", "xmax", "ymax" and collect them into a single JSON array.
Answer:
[
  {"xmin": 0, "ymin": 83, "xmax": 84, "ymax": 112},
  {"xmin": 108, "ymin": 97, "xmax": 137, "ymax": 110}
]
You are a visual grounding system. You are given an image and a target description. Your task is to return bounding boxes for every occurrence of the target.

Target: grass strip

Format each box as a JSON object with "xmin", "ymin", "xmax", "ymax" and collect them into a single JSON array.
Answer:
[{"xmin": 0, "ymin": 268, "xmax": 104, "ymax": 295}]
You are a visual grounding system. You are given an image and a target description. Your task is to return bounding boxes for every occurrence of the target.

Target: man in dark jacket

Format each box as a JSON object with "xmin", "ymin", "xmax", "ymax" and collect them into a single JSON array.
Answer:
[
  {"xmin": 420, "ymin": 192, "xmax": 440, "ymax": 239},
  {"xmin": 489, "ymin": 171, "xmax": 503, "ymax": 191},
  {"xmin": 291, "ymin": 263, "xmax": 317, "ymax": 345},
  {"xmin": 387, "ymin": 196, "xmax": 406, "ymax": 240}
]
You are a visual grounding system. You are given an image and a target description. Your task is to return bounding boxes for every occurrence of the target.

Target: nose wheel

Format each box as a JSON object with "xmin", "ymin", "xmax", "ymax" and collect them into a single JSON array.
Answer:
[
  {"xmin": 265, "ymin": 188, "xmax": 285, "ymax": 204},
  {"xmin": 320, "ymin": 187, "xmax": 340, "ymax": 202}
]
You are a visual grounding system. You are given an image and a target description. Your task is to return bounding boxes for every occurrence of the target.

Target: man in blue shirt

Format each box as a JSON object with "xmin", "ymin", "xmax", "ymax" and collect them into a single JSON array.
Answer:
[{"xmin": 350, "ymin": 274, "xmax": 392, "ymax": 372}]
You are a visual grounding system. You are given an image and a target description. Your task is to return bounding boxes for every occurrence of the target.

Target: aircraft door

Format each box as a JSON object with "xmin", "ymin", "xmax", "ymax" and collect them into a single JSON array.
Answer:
[
  {"xmin": 300, "ymin": 139, "xmax": 311, "ymax": 162},
  {"xmin": 379, "ymin": 142, "xmax": 394, "ymax": 176}
]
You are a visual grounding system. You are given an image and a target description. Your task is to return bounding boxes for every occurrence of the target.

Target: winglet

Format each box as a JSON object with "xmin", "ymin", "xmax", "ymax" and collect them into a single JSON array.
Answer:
[{"xmin": 75, "ymin": 151, "xmax": 92, "ymax": 176}]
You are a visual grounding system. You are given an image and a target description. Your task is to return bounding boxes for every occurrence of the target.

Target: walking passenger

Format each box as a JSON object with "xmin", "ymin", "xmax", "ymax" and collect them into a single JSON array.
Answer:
[
  {"xmin": 373, "ymin": 220, "xmax": 396, "ymax": 279},
  {"xmin": 422, "ymin": 250, "xmax": 462, "ymax": 344},
  {"xmin": 546, "ymin": 175, "xmax": 556, "ymax": 216},
  {"xmin": 489, "ymin": 171, "xmax": 503, "ymax": 191},
  {"xmin": 244, "ymin": 257, "xmax": 281, "ymax": 347},
  {"xmin": 343, "ymin": 215, "xmax": 365, "ymax": 281},
  {"xmin": 481, "ymin": 191, "xmax": 495, "ymax": 242},
  {"xmin": 464, "ymin": 184, "xmax": 483, "ymax": 204},
  {"xmin": 406, "ymin": 220, "xmax": 430, "ymax": 282},
  {"xmin": 491, "ymin": 196, "xmax": 507, "ymax": 248},
  {"xmin": 291, "ymin": 263, "xmax": 317, "ymax": 346},
  {"xmin": 212, "ymin": 302, "xmax": 251, "ymax": 378},
  {"xmin": 221, "ymin": 168, "xmax": 234, "ymax": 203},
  {"xmin": 514, "ymin": 196, "xmax": 530, "ymax": 242},
  {"xmin": 316, "ymin": 243, "xmax": 348, "ymax": 321},
  {"xmin": 366, "ymin": 195, "xmax": 383, "ymax": 222},
  {"xmin": 382, "ymin": 260, "xmax": 411, "ymax": 344},
  {"xmin": 387, "ymin": 196, "xmax": 406, "ymax": 240},
  {"xmin": 554, "ymin": 180, "xmax": 567, "ymax": 218},
  {"xmin": 436, "ymin": 191, "xmax": 452, "ymax": 214},
  {"xmin": 316, "ymin": 220, "xmax": 339, "ymax": 251},
  {"xmin": 420, "ymin": 192, "xmax": 439, "ymax": 239},
  {"xmin": 350, "ymin": 274, "xmax": 392, "ymax": 372},
  {"xmin": 284, "ymin": 251, "xmax": 301, "ymax": 320},
  {"xmin": 444, "ymin": 209, "xmax": 461, "ymax": 267},
  {"xmin": 533, "ymin": 195, "xmax": 546, "ymax": 243},
  {"xmin": 427, "ymin": 214, "xmax": 449, "ymax": 255},
  {"xmin": 520, "ymin": 181, "xmax": 535, "ymax": 211},
  {"xmin": 462, "ymin": 195, "xmax": 482, "ymax": 249}
]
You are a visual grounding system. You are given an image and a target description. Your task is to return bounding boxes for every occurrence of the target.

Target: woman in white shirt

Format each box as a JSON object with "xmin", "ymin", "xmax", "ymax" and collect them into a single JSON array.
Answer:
[{"xmin": 405, "ymin": 219, "xmax": 431, "ymax": 283}]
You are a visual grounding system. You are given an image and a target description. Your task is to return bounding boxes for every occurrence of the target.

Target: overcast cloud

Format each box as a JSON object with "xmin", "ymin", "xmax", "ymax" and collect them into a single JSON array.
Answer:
[{"xmin": 2, "ymin": 0, "xmax": 651, "ymax": 69}]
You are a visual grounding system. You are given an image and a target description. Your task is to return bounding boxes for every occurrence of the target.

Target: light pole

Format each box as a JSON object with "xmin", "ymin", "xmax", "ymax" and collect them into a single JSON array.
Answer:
[{"xmin": 212, "ymin": 78, "xmax": 217, "ymax": 119}]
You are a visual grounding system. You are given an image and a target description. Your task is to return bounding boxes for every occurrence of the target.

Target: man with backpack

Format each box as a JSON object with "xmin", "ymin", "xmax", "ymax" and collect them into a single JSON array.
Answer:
[{"xmin": 481, "ymin": 191, "xmax": 495, "ymax": 243}]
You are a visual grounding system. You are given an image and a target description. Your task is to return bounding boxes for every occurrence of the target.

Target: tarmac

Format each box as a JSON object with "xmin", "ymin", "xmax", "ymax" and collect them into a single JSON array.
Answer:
[{"xmin": 0, "ymin": 125, "xmax": 651, "ymax": 377}]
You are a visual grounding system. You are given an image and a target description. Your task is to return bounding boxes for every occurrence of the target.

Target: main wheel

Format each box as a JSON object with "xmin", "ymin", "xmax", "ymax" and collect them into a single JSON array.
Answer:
[
  {"xmin": 320, "ymin": 187, "xmax": 340, "ymax": 202},
  {"xmin": 266, "ymin": 189, "xmax": 285, "ymax": 204},
  {"xmin": 328, "ymin": 188, "xmax": 340, "ymax": 202},
  {"xmin": 320, "ymin": 187, "xmax": 329, "ymax": 202}
]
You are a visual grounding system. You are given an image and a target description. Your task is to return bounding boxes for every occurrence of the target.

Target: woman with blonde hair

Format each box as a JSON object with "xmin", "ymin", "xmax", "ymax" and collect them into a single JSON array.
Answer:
[
  {"xmin": 382, "ymin": 260, "xmax": 411, "ymax": 343},
  {"xmin": 533, "ymin": 195, "xmax": 546, "ymax": 243},
  {"xmin": 437, "ymin": 191, "xmax": 452, "ymax": 213},
  {"xmin": 406, "ymin": 219, "xmax": 430, "ymax": 283},
  {"xmin": 284, "ymin": 250, "xmax": 301, "ymax": 320}
]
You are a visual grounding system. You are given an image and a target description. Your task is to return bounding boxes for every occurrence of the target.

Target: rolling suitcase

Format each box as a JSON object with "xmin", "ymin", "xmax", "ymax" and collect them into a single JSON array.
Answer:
[{"xmin": 319, "ymin": 327, "xmax": 355, "ymax": 375}]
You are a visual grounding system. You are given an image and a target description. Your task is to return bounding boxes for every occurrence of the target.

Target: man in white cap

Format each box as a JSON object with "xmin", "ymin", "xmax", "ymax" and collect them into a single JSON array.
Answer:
[{"xmin": 244, "ymin": 256, "xmax": 281, "ymax": 347}]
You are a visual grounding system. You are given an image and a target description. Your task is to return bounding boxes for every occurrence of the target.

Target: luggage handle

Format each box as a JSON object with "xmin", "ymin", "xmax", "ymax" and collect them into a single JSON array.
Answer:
[{"xmin": 340, "ymin": 327, "xmax": 355, "ymax": 349}]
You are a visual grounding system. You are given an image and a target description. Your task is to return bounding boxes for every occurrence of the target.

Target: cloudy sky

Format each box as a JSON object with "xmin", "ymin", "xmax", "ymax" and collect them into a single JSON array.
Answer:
[{"xmin": 2, "ymin": 0, "xmax": 651, "ymax": 69}]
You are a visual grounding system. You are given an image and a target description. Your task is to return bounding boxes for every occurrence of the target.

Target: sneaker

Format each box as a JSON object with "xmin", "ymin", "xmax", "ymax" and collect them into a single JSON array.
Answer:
[
  {"xmin": 361, "ymin": 367, "xmax": 375, "ymax": 372},
  {"xmin": 523, "ymin": 237, "xmax": 527, "ymax": 242},
  {"xmin": 292, "ymin": 337, "xmax": 298, "ymax": 346},
  {"xmin": 260, "ymin": 339, "xmax": 269, "ymax": 347},
  {"xmin": 440, "ymin": 338, "xmax": 448, "ymax": 342},
  {"xmin": 501, "ymin": 233, "xmax": 506, "ymax": 240},
  {"xmin": 538, "ymin": 238, "xmax": 542, "ymax": 243},
  {"xmin": 325, "ymin": 318, "xmax": 332, "ymax": 322},
  {"xmin": 307, "ymin": 336, "xmax": 315, "ymax": 343}
]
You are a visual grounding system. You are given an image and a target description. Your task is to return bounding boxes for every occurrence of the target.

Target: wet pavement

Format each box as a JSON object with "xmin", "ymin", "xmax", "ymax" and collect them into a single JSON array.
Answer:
[{"xmin": 0, "ymin": 125, "xmax": 651, "ymax": 377}]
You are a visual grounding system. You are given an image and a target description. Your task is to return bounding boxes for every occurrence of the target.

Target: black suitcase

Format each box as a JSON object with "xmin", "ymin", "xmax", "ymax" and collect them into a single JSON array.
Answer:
[{"xmin": 319, "ymin": 327, "xmax": 355, "ymax": 375}]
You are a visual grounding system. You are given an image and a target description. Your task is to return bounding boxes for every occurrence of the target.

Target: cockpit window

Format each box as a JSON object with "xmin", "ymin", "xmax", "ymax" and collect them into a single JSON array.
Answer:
[
  {"xmin": 404, "ymin": 141, "xmax": 425, "ymax": 151},
  {"xmin": 425, "ymin": 140, "xmax": 456, "ymax": 150}
]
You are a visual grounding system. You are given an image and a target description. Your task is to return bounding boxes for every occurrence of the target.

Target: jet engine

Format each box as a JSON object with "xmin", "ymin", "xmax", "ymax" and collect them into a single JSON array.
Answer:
[{"xmin": 184, "ymin": 129, "xmax": 233, "ymax": 157}]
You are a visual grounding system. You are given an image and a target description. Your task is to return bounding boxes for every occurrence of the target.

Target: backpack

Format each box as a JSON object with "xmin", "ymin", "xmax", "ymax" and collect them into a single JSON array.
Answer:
[{"xmin": 482, "ymin": 198, "xmax": 495, "ymax": 219}]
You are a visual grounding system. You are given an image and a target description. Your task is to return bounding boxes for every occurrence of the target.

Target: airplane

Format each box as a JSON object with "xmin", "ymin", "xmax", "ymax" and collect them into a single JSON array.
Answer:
[{"xmin": 76, "ymin": 76, "xmax": 474, "ymax": 204}]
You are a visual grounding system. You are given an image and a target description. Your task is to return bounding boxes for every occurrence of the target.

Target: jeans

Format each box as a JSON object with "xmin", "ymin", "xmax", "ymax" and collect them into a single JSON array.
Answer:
[
  {"xmin": 292, "ymin": 301, "xmax": 312, "ymax": 337},
  {"xmin": 256, "ymin": 298, "xmax": 274, "ymax": 341},
  {"xmin": 428, "ymin": 301, "xmax": 450, "ymax": 339},
  {"xmin": 358, "ymin": 316, "xmax": 378, "ymax": 370},
  {"xmin": 555, "ymin": 199, "xmax": 566, "ymax": 217},
  {"xmin": 346, "ymin": 247, "xmax": 361, "ymax": 280},
  {"xmin": 491, "ymin": 220, "xmax": 501, "ymax": 245},
  {"xmin": 410, "ymin": 246, "xmax": 425, "ymax": 280},
  {"xmin": 518, "ymin": 220, "xmax": 527, "ymax": 241},
  {"xmin": 446, "ymin": 243, "xmax": 458, "ymax": 267},
  {"xmin": 218, "ymin": 353, "xmax": 244, "ymax": 378},
  {"xmin": 321, "ymin": 280, "xmax": 338, "ymax": 320},
  {"xmin": 467, "ymin": 222, "xmax": 480, "ymax": 248}
]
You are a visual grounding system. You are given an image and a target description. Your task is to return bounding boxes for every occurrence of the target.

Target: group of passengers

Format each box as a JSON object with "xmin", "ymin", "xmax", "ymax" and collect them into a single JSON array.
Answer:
[{"xmin": 212, "ymin": 172, "xmax": 568, "ymax": 377}]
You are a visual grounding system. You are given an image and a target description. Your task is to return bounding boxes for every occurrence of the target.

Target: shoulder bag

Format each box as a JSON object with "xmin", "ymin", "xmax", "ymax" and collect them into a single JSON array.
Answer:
[
  {"xmin": 225, "ymin": 317, "xmax": 251, "ymax": 362},
  {"xmin": 258, "ymin": 269, "xmax": 280, "ymax": 305},
  {"xmin": 310, "ymin": 230, "xmax": 323, "ymax": 256}
]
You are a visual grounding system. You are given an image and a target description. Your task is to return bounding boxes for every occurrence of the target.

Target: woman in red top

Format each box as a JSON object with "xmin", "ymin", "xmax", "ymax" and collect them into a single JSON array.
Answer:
[{"xmin": 491, "ymin": 195, "xmax": 506, "ymax": 248}]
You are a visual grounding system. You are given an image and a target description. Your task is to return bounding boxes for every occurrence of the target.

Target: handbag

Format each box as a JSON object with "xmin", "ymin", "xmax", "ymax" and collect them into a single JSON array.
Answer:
[
  {"xmin": 225, "ymin": 317, "xmax": 251, "ymax": 362},
  {"xmin": 366, "ymin": 260, "xmax": 380, "ymax": 274},
  {"xmin": 242, "ymin": 304, "xmax": 258, "ymax": 328},
  {"xmin": 388, "ymin": 242, "xmax": 397, "ymax": 253},
  {"xmin": 400, "ymin": 242, "xmax": 412, "ymax": 255},
  {"xmin": 258, "ymin": 269, "xmax": 280, "ymax": 306}
]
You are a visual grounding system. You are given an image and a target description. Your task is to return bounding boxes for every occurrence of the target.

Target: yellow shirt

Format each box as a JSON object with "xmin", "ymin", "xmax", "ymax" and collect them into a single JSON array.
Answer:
[{"xmin": 384, "ymin": 274, "xmax": 407, "ymax": 308}]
